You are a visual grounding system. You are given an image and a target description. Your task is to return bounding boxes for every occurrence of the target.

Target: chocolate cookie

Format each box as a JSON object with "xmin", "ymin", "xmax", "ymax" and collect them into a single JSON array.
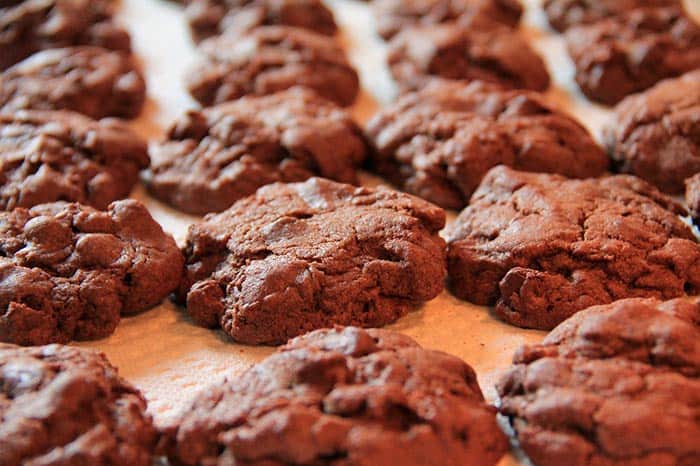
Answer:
[
  {"xmin": 178, "ymin": 177, "xmax": 447, "ymax": 345},
  {"xmin": 543, "ymin": 0, "xmax": 680, "ymax": 31},
  {"xmin": 447, "ymin": 165, "xmax": 700, "ymax": 330},
  {"xmin": 497, "ymin": 297, "xmax": 700, "ymax": 466},
  {"xmin": 186, "ymin": 26, "xmax": 359, "ymax": 107},
  {"xmin": 0, "ymin": 0, "xmax": 131, "ymax": 71},
  {"xmin": 685, "ymin": 172, "xmax": 700, "ymax": 225},
  {"xmin": 0, "ymin": 200, "xmax": 183, "ymax": 345},
  {"xmin": 0, "ymin": 343, "xmax": 157, "ymax": 466},
  {"xmin": 0, "ymin": 47, "xmax": 146, "ymax": 119},
  {"xmin": 146, "ymin": 88, "xmax": 367, "ymax": 215},
  {"xmin": 603, "ymin": 70, "xmax": 700, "ymax": 194},
  {"xmin": 388, "ymin": 23, "xmax": 550, "ymax": 92},
  {"xmin": 185, "ymin": 0, "xmax": 337, "ymax": 42},
  {"xmin": 566, "ymin": 6, "xmax": 700, "ymax": 105},
  {"xmin": 0, "ymin": 110, "xmax": 149, "ymax": 210},
  {"xmin": 365, "ymin": 80, "xmax": 608, "ymax": 209},
  {"xmin": 373, "ymin": 0, "xmax": 523, "ymax": 40},
  {"xmin": 160, "ymin": 326, "xmax": 509, "ymax": 466}
]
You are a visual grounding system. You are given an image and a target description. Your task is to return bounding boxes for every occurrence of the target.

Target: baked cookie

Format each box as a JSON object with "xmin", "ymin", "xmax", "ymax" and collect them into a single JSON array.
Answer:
[
  {"xmin": 160, "ymin": 326, "xmax": 509, "ymax": 466},
  {"xmin": 186, "ymin": 26, "xmax": 359, "ymax": 107},
  {"xmin": 365, "ymin": 80, "xmax": 608, "ymax": 209},
  {"xmin": 603, "ymin": 70, "xmax": 700, "ymax": 194},
  {"xmin": 0, "ymin": 0, "xmax": 131, "ymax": 71},
  {"xmin": 0, "ymin": 47, "xmax": 146, "ymax": 119},
  {"xmin": 185, "ymin": 0, "xmax": 337, "ymax": 42},
  {"xmin": 447, "ymin": 165, "xmax": 700, "ymax": 330},
  {"xmin": 0, "ymin": 343, "xmax": 157, "ymax": 466},
  {"xmin": 373, "ymin": 0, "xmax": 522, "ymax": 40},
  {"xmin": 0, "ymin": 200, "xmax": 183, "ymax": 345},
  {"xmin": 146, "ymin": 88, "xmax": 367, "ymax": 215},
  {"xmin": 178, "ymin": 177, "xmax": 447, "ymax": 345},
  {"xmin": 685, "ymin": 172, "xmax": 700, "ymax": 225},
  {"xmin": 0, "ymin": 110, "xmax": 149, "ymax": 210},
  {"xmin": 497, "ymin": 297, "xmax": 700, "ymax": 466},
  {"xmin": 388, "ymin": 23, "xmax": 550, "ymax": 92},
  {"xmin": 566, "ymin": 6, "xmax": 700, "ymax": 105},
  {"xmin": 543, "ymin": 0, "xmax": 680, "ymax": 31}
]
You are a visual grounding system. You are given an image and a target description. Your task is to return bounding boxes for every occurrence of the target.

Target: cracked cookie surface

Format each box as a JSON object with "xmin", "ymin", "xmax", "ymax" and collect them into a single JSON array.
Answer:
[
  {"xmin": 185, "ymin": 0, "xmax": 337, "ymax": 42},
  {"xmin": 186, "ymin": 26, "xmax": 359, "ymax": 107},
  {"xmin": 604, "ymin": 70, "xmax": 700, "ymax": 194},
  {"xmin": 178, "ymin": 177, "xmax": 447, "ymax": 345},
  {"xmin": 0, "ymin": 343, "xmax": 157, "ymax": 466},
  {"xmin": 387, "ymin": 23, "xmax": 550, "ymax": 92},
  {"xmin": 543, "ymin": 0, "xmax": 680, "ymax": 31},
  {"xmin": 447, "ymin": 165, "xmax": 700, "ymax": 330},
  {"xmin": 0, "ymin": 47, "xmax": 146, "ymax": 119},
  {"xmin": 373, "ymin": 0, "xmax": 522, "ymax": 40},
  {"xmin": 0, "ymin": 0, "xmax": 131, "ymax": 71},
  {"xmin": 146, "ymin": 88, "xmax": 368, "ymax": 215},
  {"xmin": 0, "ymin": 199, "xmax": 183, "ymax": 345},
  {"xmin": 160, "ymin": 326, "xmax": 509, "ymax": 466},
  {"xmin": 565, "ymin": 6, "xmax": 700, "ymax": 105},
  {"xmin": 497, "ymin": 297, "xmax": 700, "ymax": 466},
  {"xmin": 0, "ymin": 110, "xmax": 149, "ymax": 210},
  {"xmin": 365, "ymin": 80, "xmax": 608, "ymax": 209}
]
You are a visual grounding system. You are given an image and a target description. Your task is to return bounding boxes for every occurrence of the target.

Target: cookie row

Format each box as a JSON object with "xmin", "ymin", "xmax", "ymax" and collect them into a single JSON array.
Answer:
[{"xmin": 3, "ymin": 295, "xmax": 698, "ymax": 465}]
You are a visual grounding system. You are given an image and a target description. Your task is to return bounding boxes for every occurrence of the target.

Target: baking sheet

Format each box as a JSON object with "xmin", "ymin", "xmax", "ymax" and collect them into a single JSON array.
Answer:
[{"xmin": 74, "ymin": 1, "xmax": 699, "ymax": 464}]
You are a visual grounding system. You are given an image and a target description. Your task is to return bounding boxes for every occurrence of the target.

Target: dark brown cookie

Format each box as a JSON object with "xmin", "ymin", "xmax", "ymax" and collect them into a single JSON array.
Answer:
[
  {"xmin": 373, "ymin": 0, "xmax": 523, "ymax": 40},
  {"xmin": 388, "ymin": 23, "xmax": 550, "ymax": 92},
  {"xmin": 566, "ymin": 6, "xmax": 700, "ymax": 105},
  {"xmin": 0, "ymin": 200, "xmax": 184, "ymax": 345},
  {"xmin": 365, "ymin": 80, "xmax": 608, "ymax": 209},
  {"xmin": 146, "ymin": 88, "xmax": 368, "ymax": 215},
  {"xmin": 497, "ymin": 297, "xmax": 700, "ymax": 466},
  {"xmin": 178, "ymin": 177, "xmax": 447, "ymax": 345},
  {"xmin": 0, "ymin": 47, "xmax": 146, "ymax": 119},
  {"xmin": 160, "ymin": 326, "xmax": 509, "ymax": 466},
  {"xmin": 447, "ymin": 165, "xmax": 700, "ymax": 330},
  {"xmin": 603, "ymin": 70, "xmax": 700, "ymax": 194},
  {"xmin": 186, "ymin": 26, "xmax": 359, "ymax": 107},
  {"xmin": 185, "ymin": 0, "xmax": 337, "ymax": 42},
  {"xmin": 0, "ymin": 0, "xmax": 131, "ymax": 71},
  {"xmin": 543, "ymin": 0, "xmax": 680, "ymax": 31},
  {"xmin": 0, "ymin": 343, "xmax": 158, "ymax": 466},
  {"xmin": 0, "ymin": 110, "xmax": 149, "ymax": 211},
  {"xmin": 685, "ymin": 172, "xmax": 700, "ymax": 225}
]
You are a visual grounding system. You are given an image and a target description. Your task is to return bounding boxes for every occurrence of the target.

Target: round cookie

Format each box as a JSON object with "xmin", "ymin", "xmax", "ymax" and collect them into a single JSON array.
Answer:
[
  {"xmin": 0, "ymin": 110, "xmax": 149, "ymax": 211},
  {"xmin": 0, "ymin": 199, "xmax": 184, "ymax": 345},
  {"xmin": 603, "ymin": 70, "xmax": 700, "ymax": 194},
  {"xmin": 373, "ymin": 0, "xmax": 522, "ymax": 40},
  {"xmin": 565, "ymin": 6, "xmax": 700, "ymax": 105},
  {"xmin": 178, "ymin": 177, "xmax": 447, "ymax": 345},
  {"xmin": 365, "ymin": 80, "xmax": 608, "ymax": 209},
  {"xmin": 160, "ymin": 326, "xmax": 510, "ymax": 466},
  {"xmin": 447, "ymin": 165, "xmax": 700, "ymax": 330},
  {"xmin": 0, "ymin": 47, "xmax": 146, "ymax": 119},
  {"xmin": 543, "ymin": 0, "xmax": 680, "ymax": 31},
  {"xmin": 497, "ymin": 297, "xmax": 700, "ymax": 466},
  {"xmin": 146, "ymin": 88, "xmax": 368, "ymax": 215},
  {"xmin": 186, "ymin": 26, "xmax": 359, "ymax": 107},
  {"xmin": 0, "ymin": 0, "xmax": 131, "ymax": 71},
  {"xmin": 0, "ymin": 343, "xmax": 157, "ymax": 466},
  {"xmin": 387, "ymin": 23, "xmax": 550, "ymax": 92},
  {"xmin": 185, "ymin": 0, "xmax": 337, "ymax": 42}
]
